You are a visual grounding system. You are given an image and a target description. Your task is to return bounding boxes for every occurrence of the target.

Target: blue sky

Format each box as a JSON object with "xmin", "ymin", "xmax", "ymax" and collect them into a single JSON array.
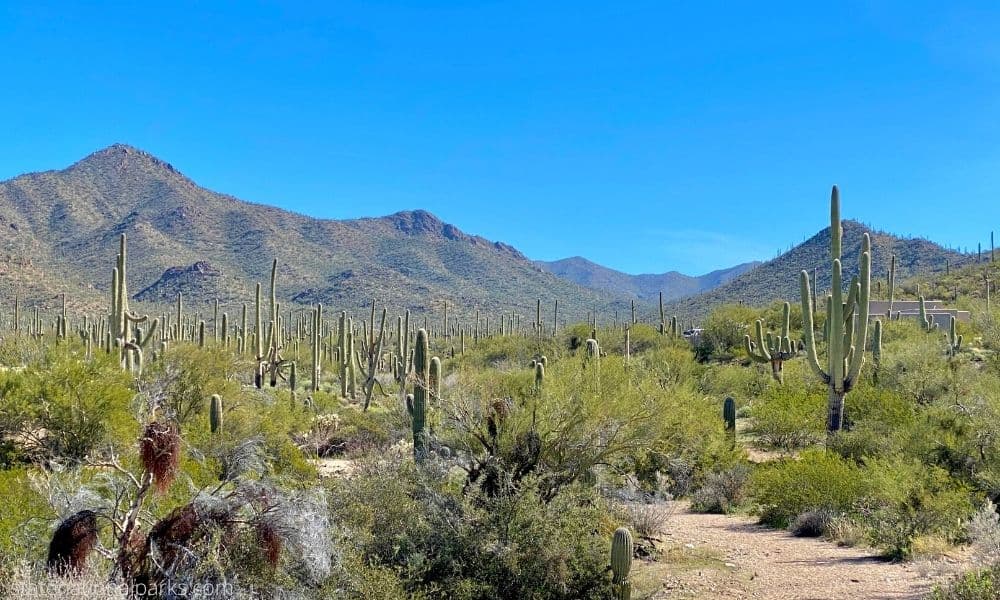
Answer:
[{"xmin": 2, "ymin": 2, "xmax": 1000, "ymax": 275}]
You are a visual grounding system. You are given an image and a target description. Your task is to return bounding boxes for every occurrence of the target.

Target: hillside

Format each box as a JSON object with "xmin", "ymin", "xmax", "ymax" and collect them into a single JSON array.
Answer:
[
  {"xmin": 534, "ymin": 256, "xmax": 759, "ymax": 302},
  {"xmin": 662, "ymin": 220, "xmax": 973, "ymax": 322},
  {"xmin": 0, "ymin": 144, "xmax": 631, "ymax": 322}
]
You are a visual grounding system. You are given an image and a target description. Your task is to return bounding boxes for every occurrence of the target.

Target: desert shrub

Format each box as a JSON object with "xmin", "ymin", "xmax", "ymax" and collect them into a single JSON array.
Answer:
[
  {"xmin": 328, "ymin": 455, "xmax": 617, "ymax": 599},
  {"xmin": 620, "ymin": 501, "xmax": 674, "ymax": 539},
  {"xmin": 751, "ymin": 450, "xmax": 872, "ymax": 528},
  {"xmin": 141, "ymin": 343, "xmax": 248, "ymax": 427},
  {"xmin": 699, "ymin": 304, "xmax": 757, "ymax": 360},
  {"xmin": 879, "ymin": 334, "xmax": 953, "ymax": 405},
  {"xmin": 860, "ymin": 459, "xmax": 974, "ymax": 559},
  {"xmin": 0, "ymin": 346, "xmax": 134, "ymax": 465},
  {"xmin": 690, "ymin": 464, "xmax": 750, "ymax": 514},
  {"xmin": 930, "ymin": 564, "xmax": 1000, "ymax": 600},
  {"xmin": 967, "ymin": 499, "xmax": 1000, "ymax": 563},
  {"xmin": 790, "ymin": 508, "xmax": 834, "ymax": 537},
  {"xmin": 825, "ymin": 514, "xmax": 867, "ymax": 547},
  {"xmin": 750, "ymin": 384, "xmax": 825, "ymax": 450},
  {"xmin": 698, "ymin": 362, "xmax": 772, "ymax": 401},
  {"xmin": 0, "ymin": 468, "xmax": 49, "ymax": 568}
]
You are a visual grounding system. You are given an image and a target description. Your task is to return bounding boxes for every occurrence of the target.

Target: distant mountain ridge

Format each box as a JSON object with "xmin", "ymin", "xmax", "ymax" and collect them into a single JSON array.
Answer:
[
  {"xmin": 534, "ymin": 257, "xmax": 760, "ymax": 302},
  {"xmin": 661, "ymin": 220, "xmax": 973, "ymax": 321},
  {"xmin": 0, "ymin": 144, "xmax": 631, "ymax": 321}
]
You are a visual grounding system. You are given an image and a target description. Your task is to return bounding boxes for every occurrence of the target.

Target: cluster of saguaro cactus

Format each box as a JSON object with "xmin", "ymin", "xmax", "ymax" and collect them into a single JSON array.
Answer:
[
  {"xmin": 360, "ymin": 301, "xmax": 389, "ymax": 410},
  {"xmin": 799, "ymin": 186, "xmax": 872, "ymax": 433},
  {"xmin": 254, "ymin": 259, "xmax": 294, "ymax": 389},
  {"xmin": 337, "ymin": 311, "xmax": 358, "ymax": 399},
  {"xmin": 611, "ymin": 527, "xmax": 633, "ymax": 600},
  {"xmin": 743, "ymin": 301, "xmax": 797, "ymax": 383}
]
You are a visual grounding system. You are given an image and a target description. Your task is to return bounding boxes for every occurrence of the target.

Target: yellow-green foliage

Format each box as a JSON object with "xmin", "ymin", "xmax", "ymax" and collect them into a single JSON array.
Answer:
[
  {"xmin": 0, "ymin": 344, "xmax": 134, "ymax": 464},
  {"xmin": 748, "ymin": 362, "xmax": 826, "ymax": 450},
  {"xmin": 0, "ymin": 468, "xmax": 48, "ymax": 564},
  {"xmin": 700, "ymin": 304, "xmax": 758, "ymax": 358},
  {"xmin": 752, "ymin": 450, "xmax": 873, "ymax": 528}
]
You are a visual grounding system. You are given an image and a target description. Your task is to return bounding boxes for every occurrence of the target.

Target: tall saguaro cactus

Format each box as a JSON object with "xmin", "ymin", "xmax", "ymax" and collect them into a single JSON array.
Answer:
[
  {"xmin": 799, "ymin": 186, "xmax": 871, "ymax": 433},
  {"xmin": 110, "ymin": 234, "xmax": 158, "ymax": 375},
  {"xmin": 410, "ymin": 328, "xmax": 430, "ymax": 460},
  {"xmin": 743, "ymin": 301, "xmax": 797, "ymax": 383}
]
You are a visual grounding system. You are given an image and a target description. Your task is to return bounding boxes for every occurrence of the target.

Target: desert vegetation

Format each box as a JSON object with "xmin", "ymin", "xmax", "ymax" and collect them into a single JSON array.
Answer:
[{"xmin": 2, "ymin": 187, "xmax": 1000, "ymax": 599}]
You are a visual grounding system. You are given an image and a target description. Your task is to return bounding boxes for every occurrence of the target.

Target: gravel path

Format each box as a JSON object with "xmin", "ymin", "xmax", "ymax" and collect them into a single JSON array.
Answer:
[{"xmin": 636, "ymin": 502, "xmax": 966, "ymax": 600}]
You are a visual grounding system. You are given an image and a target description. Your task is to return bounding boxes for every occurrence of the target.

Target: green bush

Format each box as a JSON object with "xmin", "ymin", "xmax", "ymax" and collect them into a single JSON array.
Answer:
[
  {"xmin": 930, "ymin": 564, "xmax": 1000, "ymax": 600},
  {"xmin": 751, "ymin": 450, "xmax": 873, "ymax": 528},
  {"xmin": 0, "ymin": 345, "xmax": 134, "ymax": 465},
  {"xmin": 750, "ymin": 383, "xmax": 825, "ymax": 450},
  {"xmin": 328, "ymin": 456, "xmax": 617, "ymax": 599}
]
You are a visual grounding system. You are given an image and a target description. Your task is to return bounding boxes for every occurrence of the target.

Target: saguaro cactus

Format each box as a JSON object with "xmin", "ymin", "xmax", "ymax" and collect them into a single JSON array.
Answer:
[
  {"xmin": 723, "ymin": 396, "xmax": 736, "ymax": 433},
  {"xmin": 947, "ymin": 315, "xmax": 963, "ymax": 357},
  {"xmin": 799, "ymin": 186, "xmax": 871, "ymax": 433},
  {"xmin": 109, "ymin": 234, "xmax": 158, "ymax": 375},
  {"xmin": 411, "ymin": 328, "xmax": 430, "ymax": 460},
  {"xmin": 611, "ymin": 527, "xmax": 633, "ymax": 600},
  {"xmin": 209, "ymin": 394, "xmax": 223, "ymax": 433},
  {"xmin": 919, "ymin": 296, "xmax": 938, "ymax": 332},
  {"xmin": 886, "ymin": 254, "xmax": 896, "ymax": 317},
  {"xmin": 743, "ymin": 301, "xmax": 797, "ymax": 383}
]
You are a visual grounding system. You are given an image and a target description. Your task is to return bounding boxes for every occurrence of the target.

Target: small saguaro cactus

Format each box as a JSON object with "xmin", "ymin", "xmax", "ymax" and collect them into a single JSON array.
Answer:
[
  {"xmin": 886, "ymin": 254, "xmax": 896, "ymax": 317},
  {"xmin": 872, "ymin": 319, "xmax": 883, "ymax": 383},
  {"xmin": 209, "ymin": 394, "xmax": 223, "ymax": 434},
  {"xmin": 799, "ymin": 186, "xmax": 872, "ymax": 433},
  {"xmin": 743, "ymin": 301, "xmax": 797, "ymax": 383},
  {"xmin": 611, "ymin": 527, "xmax": 633, "ymax": 600},
  {"xmin": 947, "ymin": 315, "xmax": 963, "ymax": 358},
  {"xmin": 534, "ymin": 361, "xmax": 545, "ymax": 391},
  {"xmin": 429, "ymin": 356, "xmax": 442, "ymax": 402},
  {"xmin": 919, "ymin": 296, "xmax": 938, "ymax": 332},
  {"xmin": 723, "ymin": 396, "xmax": 736, "ymax": 440},
  {"xmin": 585, "ymin": 338, "xmax": 600, "ymax": 358}
]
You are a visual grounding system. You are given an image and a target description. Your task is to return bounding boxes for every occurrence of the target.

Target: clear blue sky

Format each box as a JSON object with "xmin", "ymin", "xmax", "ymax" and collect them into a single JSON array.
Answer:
[{"xmin": 2, "ymin": 2, "xmax": 999, "ymax": 275}]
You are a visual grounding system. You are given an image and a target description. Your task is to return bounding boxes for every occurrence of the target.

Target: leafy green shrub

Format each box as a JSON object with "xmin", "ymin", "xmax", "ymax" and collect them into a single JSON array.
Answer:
[
  {"xmin": 860, "ymin": 459, "xmax": 973, "ymax": 559},
  {"xmin": 750, "ymin": 384, "xmax": 825, "ymax": 450},
  {"xmin": 0, "ymin": 346, "xmax": 134, "ymax": 465},
  {"xmin": 328, "ymin": 456, "xmax": 617, "ymax": 599},
  {"xmin": 930, "ymin": 564, "xmax": 1000, "ymax": 600},
  {"xmin": 751, "ymin": 450, "xmax": 873, "ymax": 528},
  {"xmin": 699, "ymin": 304, "xmax": 757, "ymax": 360}
]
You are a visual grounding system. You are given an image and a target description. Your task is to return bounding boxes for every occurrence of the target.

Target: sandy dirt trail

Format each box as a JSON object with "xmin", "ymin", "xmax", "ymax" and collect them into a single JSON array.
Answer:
[{"xmin": 635, "ymin": 501, "xmax": 967, "ymax": 600}]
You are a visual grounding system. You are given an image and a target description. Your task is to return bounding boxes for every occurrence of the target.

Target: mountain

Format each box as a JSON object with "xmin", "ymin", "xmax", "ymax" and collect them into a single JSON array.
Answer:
[
  {"xmin": 662, "ymin": 220, "xmax": 973, "ymax": 321},
  {"xmin": 0, "ymin": 144, "xmax": 632, "ymax": 322},
  {"xmin": 534, "ymin": 257, "xmax": 760, "ymax": 302}
]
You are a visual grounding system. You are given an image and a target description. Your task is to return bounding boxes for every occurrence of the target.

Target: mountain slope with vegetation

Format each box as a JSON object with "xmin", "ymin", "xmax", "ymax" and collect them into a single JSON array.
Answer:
[
  {"xmin": 0, "ymin": 144, "xmax": 630, "ymax": 321},
  {"xmin": 663, "ymin": 220, "xmax": 973, "ymax": 322}
]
